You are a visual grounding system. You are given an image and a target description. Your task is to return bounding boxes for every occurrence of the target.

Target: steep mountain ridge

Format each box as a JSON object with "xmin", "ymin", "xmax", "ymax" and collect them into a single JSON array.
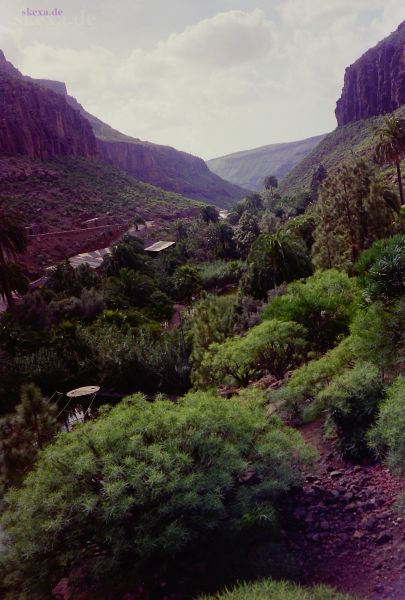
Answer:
[
  {"xmin": 0, "ymin": 66, "xmax": 98, "ymax": 160},
  {"xmin": 207, "ymin": 134, "xmax": 327, "ymax": 191},
  {"xmin": 0, "ymin": 52, "xmax": 248, "ymax": 207},
  {"xmin": 280, "ymin": 22, "xmax": 405, "ymax": 197},
  {"xmin": 336, "ymin": 21, "xmax": 405, "ymax": 126}
]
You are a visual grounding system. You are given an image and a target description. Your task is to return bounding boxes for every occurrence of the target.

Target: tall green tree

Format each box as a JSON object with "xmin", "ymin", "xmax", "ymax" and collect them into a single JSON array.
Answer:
[
  {"xmin": 375, "ymin": 116, "xmax": 405, "ymax": 205},
  {"xmin": 242, "ymin": 231, "xmax": 312, "ymax": 299},
  {"xmin": 0, "ymin": 384, "xmax": 58, "ymax": 492},
  {"xmin": 234, "ymin": 211, "xmax": 260, "ymax": 259},
  {"xmin": 0, "ymin": 204, "xmax": 28, "ymax": 308},
  {"xmin": 312, "ymin": 160, "xmax": 399, "ymax": 270},
  {"xmin": 200, "ymin": 205, "xmax": 219, "ymax": 224},
  {"xmin": 264, "ymin": 175, "xmax": 278, "ymax": 197}
]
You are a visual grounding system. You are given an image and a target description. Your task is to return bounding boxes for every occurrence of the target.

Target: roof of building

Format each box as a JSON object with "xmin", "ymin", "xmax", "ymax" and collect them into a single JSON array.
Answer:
[
  {"xmin": 68, "ymin": 247, "xmax": 112, "ymax": 269},
  {"xmin": 145, "ymin": 240, "xmax": 176, "ymax": 253}
]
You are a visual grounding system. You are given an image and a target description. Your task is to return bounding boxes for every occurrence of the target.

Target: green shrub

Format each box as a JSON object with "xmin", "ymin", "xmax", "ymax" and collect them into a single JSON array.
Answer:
[
  {"xmin": 199, "ymin": 579, "xmax": 357, "ymax": 600},
  {"xmin": 262, "ymin": 270, "xmax": 359, "ymax": 353},
  {"xmin": 368, "ymin": 377, "xmax": 405, "ymax": 473},
  {"xmin": 271, "ymin": 337, "xmax": 354, "ymax": 420},
  {"xmin": 199, "ymin": 320, "xmax": 307, "ymax": 388},
  {"xmin": 198, "ymin": 260, "xmax": 246, "ymax": 291},
  {"xmin": 0, "ymin": 391, "xmax": 313, "ymax": 599},
  {"xmin": 318, "ymin": 363, "xmax": 384, "ymax": 459},
  {"xmin": 350, "ymin": 299, "xmax": 405, "ymax": 376},
  {"xmin": 188, "ymin": 294, "xmax": 236, "ymax": 389},
  {"xmin": 355, "ymin": 235, "xmax": 405, "ymax": 301}
]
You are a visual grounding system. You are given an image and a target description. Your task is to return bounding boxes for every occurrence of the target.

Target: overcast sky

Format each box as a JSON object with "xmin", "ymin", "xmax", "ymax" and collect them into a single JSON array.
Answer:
[{"xmin": 1, "ymin": 0, "xmax": 405, "ymax": 159}]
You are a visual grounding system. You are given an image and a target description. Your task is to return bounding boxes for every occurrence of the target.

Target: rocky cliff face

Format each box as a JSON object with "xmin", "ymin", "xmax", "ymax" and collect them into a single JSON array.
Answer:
[
  {"xmin": 0, "ymin": 55, "xmax": 98, "ymax": 159},
  {"xmin": 0, "ymin": 52, "xmax": 246, "ymax": 205},
  {"xmin": 336, "ymin": 21, "xmax": 405, "ymax": 126}
]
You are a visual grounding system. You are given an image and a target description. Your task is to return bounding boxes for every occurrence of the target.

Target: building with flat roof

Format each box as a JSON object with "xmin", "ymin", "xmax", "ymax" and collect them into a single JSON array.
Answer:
[{"xmin": 145, "ymin": 241, "xmax": 176, "ymax": 255}]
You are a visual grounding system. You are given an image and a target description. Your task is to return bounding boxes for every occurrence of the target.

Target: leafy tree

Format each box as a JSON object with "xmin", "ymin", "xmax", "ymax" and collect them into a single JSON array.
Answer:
[
  {"xmin": 0, "ymin": 204, "xmax": 28, "ymax": 308},
  {"xmin": 0, "ymin": 384, "xmax": 57, "ymax": 492},
  {"xmin": 312, "ymin": 160, "xmax": 399, "ymax": 270},
  {"xmin": 214, "ymin": 222, "xmax": 237, "ymax": 259},
  {"xmin": 283, "ymin": 210, "xmax": 316, "ymax": 251},
  {"xmin": 200, "ymin": 205, "xmax": 220, "ymax": 223},
  {"xmin": 242, "ymin": 232, "xmax": 312, "ymax": 299},
  {"xmin": 262, "ymin": 270, "xmax": 359, "ymax": 353},
  {"xmin": 227, "ymin": 202, "xmax": 245, "ymax": 226},
  {"xmin": 234, "ymin": 212, "xmax": 260, "ymax": 259},
  {"xmin": 375, "ymin": 116, "xmax": 405, "ymax": 205},
  {"xmin": 132, "ymin": 213, "xmax": 146, "ymax": 230},
  {"xmin": 199, "ymin": 319, "xmax": 307, "ymax": 388},
  {"xmin": 318, "ymin": 363, "xmax": 384, "ymax": 459},
  {"xmin": 187, "ymin": 293, "xmax": 235, "ymax": 388},
  {"xmin": 310, "ymin": 164, "xmax": 327, "ymax": 202},
  {"xmin": 102, "ymin": 237, "xmax": 150, "ymax": 277},
  {"xmin": 264, "ymin": 175, "xmax": 278, "ymax": 197},
  {"xmin": 259, "ymin": 210, "xmax": 280, "ymax": 234},
  {"xmin": 0, "ymin": 262, "xmax": 29, "ymax": 308},
  {"xmin": 243, "ymin": 193, "xmax": 263, "ymax": 213},
  {"xmin": 368, "ymin": 377, "xmax": 405, "ymax": 473},
  {"xmin": 171, "ymin": 265, "xmax": 202, "ymax": 302},
  {"xmin": 0, "ymin": 391, "xmax": 313, "ymax": 599}
]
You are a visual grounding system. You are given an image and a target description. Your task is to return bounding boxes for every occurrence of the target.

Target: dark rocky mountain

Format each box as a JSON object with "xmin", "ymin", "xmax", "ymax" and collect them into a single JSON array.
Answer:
[
  {"xmin": 0, "ymin": 57, "xmax": 98, "ymax": 159},
  {"xmin": 207, "ymin": 134, "xmax": 326, "ymax": 191},
  {"xmin": 336, "ymin": 21, "xmax": 405, "ymax": 126},
  {"xmin": 280, "ymin": 22, "xmax": 405, "ymax": 197},
  {"xmin": 0, "ymin": 52, "xmax": 247, "ymax": 207}
]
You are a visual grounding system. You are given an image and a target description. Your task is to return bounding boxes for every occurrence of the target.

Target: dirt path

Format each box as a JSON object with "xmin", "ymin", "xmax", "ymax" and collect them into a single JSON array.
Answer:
[{"xmin": 282, "ymin": 420, "xmax": 405, "ymax": 599}]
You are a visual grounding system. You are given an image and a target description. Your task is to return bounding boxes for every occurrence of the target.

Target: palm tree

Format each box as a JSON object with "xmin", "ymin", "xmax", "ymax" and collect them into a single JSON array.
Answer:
[
  {"xmin": 0, "ymin": 204, "xmax": 28, "ymax": 308},
  {"xmin": 375, "ymin": 116, "xmax": 405, "ymax": 206}
]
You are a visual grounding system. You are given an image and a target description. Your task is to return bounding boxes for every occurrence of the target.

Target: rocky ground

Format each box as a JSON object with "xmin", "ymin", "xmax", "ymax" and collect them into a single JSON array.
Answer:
[{"xmin": 282, "ymin": 421, "xmax": 405, "ymax": 599}]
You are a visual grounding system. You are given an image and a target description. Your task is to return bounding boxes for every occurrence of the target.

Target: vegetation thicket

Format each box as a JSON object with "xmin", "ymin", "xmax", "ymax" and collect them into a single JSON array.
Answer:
[{"xmin": 0, "ymin": 106, "xmax": 405, "ymax": 600}]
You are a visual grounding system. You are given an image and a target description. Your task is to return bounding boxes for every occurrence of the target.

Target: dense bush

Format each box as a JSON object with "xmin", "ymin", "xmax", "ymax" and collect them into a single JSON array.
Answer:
[
  {"xmin": 0, "ymin": 384, "xmax": 57, "ymax": 493},
  {"xmin": 199, "ymin": 579, "xmax": 356, "ymax": 600},
  {"xmin": 198, "ymin": 261, "xmax": 246, "ymax": 291},
  {"xmin": 198, "ymin": 320, "xmax": 307, "ymax": 388},
  {"xmin": 318, "ymin": 363, "xmax": 384, "ymax": 459},
  {"xmin": 0, "ymin": 391, "xmax": 313, "ymax": 599},
  {"xmin": 242, "ymin": 232, "xmax": 312, "ymax": 300},
  {"xmin": 262, "ymin": 270, "xmax": 358, "ymax": 353},
  {"xmin": 187, "ymin": 294, "xmax": 236, "ymax": 389},
  {"xmin": 350, "ymin": 299, "xmax": 405, "ymax": 376},
  {"xmin": 271, "ymin": 337, "xmax": 354, "ymax": 420},
  {"xmin": 172, "ymin": 265, "xmax": 202, "ymax": 302},
  {"xmin": 368, "ymin": 377, "xmax": 405, "ymax": 473},
  {"xmin": 355, "ymin": 235, "xmax": 405, "ymax": 301}
]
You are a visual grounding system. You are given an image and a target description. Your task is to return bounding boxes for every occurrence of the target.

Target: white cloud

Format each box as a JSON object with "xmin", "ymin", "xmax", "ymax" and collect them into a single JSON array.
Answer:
[
  {"xmin": 159, "ymin": 9, "xmax": 275, "ymax": 67},
  {"xmin": 4, "ymin": 3, "xmax": 405, "ymax": 158}
]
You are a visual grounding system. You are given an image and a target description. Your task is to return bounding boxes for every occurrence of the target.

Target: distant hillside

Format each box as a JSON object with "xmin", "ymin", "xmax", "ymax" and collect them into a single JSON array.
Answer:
[
  {"xmin": 0, "ymin": 154, "xmax": 200, "ymax": 271},
  {"xmin": 207, "ymin": 134, "xmax": 326, "ymax": 192},
  {"xmin": 279, "ymin": 106, "xmax": 405, "ymax": 198},
  {"xmin": 0, "ymin": 52, "xmax": 248, "ymax": 208}
]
